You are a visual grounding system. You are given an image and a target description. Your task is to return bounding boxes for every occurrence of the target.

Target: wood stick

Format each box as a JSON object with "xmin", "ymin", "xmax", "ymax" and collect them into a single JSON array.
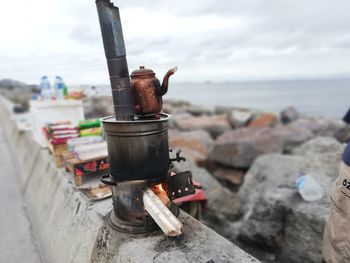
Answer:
[{"xmin": 143, "ymin": 188, "xmax": 183, "ymax": 236}]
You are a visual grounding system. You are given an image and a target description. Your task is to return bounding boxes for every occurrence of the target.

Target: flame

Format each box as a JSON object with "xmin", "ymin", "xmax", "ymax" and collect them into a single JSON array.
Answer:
[
  {"xmin": 152, "ymin": 182, "xmax": 168, "ymax": 195},
  {"xmin": 151, "ymin": 182, "xmax": 170, "ymax": 206},
  {"xmin": 158, "ymin": 183, "xmax": 166, "ymax": 192}
]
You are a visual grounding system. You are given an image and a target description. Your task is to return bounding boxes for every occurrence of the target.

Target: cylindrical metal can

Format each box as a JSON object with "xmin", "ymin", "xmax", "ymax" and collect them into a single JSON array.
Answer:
[{"xmin": 102, "ymin": 113, "xmax": 171, "ymax": 182}]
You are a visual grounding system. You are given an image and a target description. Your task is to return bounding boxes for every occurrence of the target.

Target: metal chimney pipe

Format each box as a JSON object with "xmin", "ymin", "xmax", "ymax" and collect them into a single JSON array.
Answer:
[{"xmin": 96, "ymin": 0, "xmax": 135, "ymax": 120}]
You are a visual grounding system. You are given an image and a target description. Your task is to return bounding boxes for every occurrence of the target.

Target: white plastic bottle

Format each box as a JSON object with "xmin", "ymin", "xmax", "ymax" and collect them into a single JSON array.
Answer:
[
  {"xmin": 40, "ymin": 76, "xmax": 52, "ymax": 100},
  {"xmin": 54, "ymin": 76, "xmax": 65, "ymax": 100},
  {"xmin": 296, "ymin": 173, "xmax": 325, "ymax": 202}
]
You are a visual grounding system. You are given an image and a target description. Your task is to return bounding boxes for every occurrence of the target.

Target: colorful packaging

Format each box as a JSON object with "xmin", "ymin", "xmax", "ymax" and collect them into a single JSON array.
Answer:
[
  {"xmin": 67, "ymin": 136, "xmax": 103, "ymax": 151},
  {"xmin": 78, "ymin": 119, "xmax": 101, "ymax": 129},
  {"xmin": 80, "ymin": 127, "xmax": 103, "ymax": 137}
]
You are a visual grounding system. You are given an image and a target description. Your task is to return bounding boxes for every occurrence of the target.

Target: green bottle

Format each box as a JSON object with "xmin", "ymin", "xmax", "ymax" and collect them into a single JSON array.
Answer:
[{"xmin": 63, "ymin": 84, "xmax": 68, "ymax": 99}]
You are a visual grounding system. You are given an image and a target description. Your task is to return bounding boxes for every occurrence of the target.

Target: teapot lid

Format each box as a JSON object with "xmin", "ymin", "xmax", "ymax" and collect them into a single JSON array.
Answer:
[{"xmin": 131, "ymin": 66, "xmax": 155, "ymax": 77}]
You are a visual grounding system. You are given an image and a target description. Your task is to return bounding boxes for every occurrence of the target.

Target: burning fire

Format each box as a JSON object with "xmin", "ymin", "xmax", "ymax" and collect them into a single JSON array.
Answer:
[
  {"xmin": 152, "ymin": 182, "xmax": 167, "ymax": 194},
  {"xmin": 151, "ymin": 183, "xmax": 170, "ymax": 206}
]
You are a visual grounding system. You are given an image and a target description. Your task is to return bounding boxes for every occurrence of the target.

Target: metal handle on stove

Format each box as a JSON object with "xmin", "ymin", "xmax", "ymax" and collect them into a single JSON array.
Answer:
[
  {"xmin": 101, "ymin": 174, "xmax": 117, "ymax": 186},
  {"xmin": 169, "ymin": 149, "xmax": 186, "ymax": 163}
]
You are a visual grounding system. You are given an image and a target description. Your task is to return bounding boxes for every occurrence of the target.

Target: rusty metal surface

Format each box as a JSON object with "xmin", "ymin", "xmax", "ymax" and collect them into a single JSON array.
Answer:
[
  {"xmin": 106, "ymin": 179, "xmax": 180, "ymax": 234},
  {"xmin": 111, "ymin": 180, "xmax": 149, "ymax": 222},
  {"xmin": 96, "ymin": 0, "xmax": 135, "ymax": 120},
  {"xmin": 108, "ymin": 179, "xmax": 158, "ymax": 233},
  {"xmin": 131, "ymin": 66, "xmax": 176, "ymax": 116}
]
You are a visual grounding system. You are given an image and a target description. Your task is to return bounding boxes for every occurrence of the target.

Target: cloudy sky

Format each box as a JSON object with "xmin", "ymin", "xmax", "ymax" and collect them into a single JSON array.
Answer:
[{"xmin": 1, "ymin": 0, "xmax": 350, "ymax": 85}]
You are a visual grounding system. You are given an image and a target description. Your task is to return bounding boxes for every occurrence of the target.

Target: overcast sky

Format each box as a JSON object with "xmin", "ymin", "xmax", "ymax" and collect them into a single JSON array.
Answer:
[{"xmin": 1, "ymin": 0, "xmax": 350, "ymax": 85}]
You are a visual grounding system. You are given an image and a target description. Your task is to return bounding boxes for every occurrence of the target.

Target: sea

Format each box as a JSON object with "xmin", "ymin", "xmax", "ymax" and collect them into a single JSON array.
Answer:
[{"xmin": 84, "ymin": 78, "xmax": 350, "ymax": 118}]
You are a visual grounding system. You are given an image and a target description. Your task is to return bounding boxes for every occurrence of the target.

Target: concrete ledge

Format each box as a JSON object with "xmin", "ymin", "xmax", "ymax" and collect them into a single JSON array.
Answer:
[{"xmin": 0, "ymin": 96, "xmax": 259, "ymax": 263}]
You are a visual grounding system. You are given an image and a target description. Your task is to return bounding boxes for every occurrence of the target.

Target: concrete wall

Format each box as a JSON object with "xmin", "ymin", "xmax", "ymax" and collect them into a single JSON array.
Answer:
[{"xmin": 0, "ymin": 96, "xmax": 259, "ymax": 263}]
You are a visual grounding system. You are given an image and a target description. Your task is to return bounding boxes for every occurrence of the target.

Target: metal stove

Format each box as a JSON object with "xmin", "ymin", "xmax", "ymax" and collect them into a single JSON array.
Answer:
[{"xmin": 96, "ymin": 0, "xmax": 201, "ymax": 235}]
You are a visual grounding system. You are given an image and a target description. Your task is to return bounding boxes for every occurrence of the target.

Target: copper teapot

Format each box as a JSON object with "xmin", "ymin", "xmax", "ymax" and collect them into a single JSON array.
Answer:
[{"xmin": 130, "ymin": 66, "xmax": 177, "ymax": 116}]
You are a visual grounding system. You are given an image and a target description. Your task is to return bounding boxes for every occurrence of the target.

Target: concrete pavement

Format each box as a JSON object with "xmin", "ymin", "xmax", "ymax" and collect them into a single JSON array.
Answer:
[{"xmin": 0, "ymin": 124, "xmax": 40, "ymax": 263}]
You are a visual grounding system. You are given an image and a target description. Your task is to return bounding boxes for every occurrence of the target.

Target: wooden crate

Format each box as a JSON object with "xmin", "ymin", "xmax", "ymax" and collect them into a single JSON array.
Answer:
[
  {"xmin": 47, "ymin": 142, "xmax": 68, "ymax": 168},
  {"xmin": 62, "ymin": 151, "xmax": 109, "ymax": 186}
]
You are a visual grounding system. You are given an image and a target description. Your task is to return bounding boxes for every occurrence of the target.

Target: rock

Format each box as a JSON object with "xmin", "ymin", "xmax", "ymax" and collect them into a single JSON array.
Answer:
[
  {"xmin": 228, "ymin": 109, "xmax": 254, "ymax": 128},
  {"xmin": 209, "ymin": 127, "xmax": 272, "ymax": 169},
  {"xmin": 162, "ymin": 103, "xmax": 175, "ymax": 114},
  {"xmin": 238, "ymin": 192, "xmax": 291, "ymax": 248},
  {"xmin": 214, "ymin": 106, "xmax": 234, "ymax": 115},
  {"xmin": 279, "ymin": 202, "xmax": 329, "ymax": 263},
  {"xmin": 209, "ymin": 125, "xmax": 312, "ymax": 168},
  {"xmin": 163, "ymin": 99, "xmax": 213, "ymax": 116},
  {"xmin": 168, "ymin": 129, "xmax": 214, "ymax": 165},
  {"xmin": 334, "ymin": 125, "xmax": 350, "ymax": 143},
  {"xmin": 0, "ymin": 79, "xmax": 35, "ymax": 111},
  {"xmin": 215, "ymin": 105, "xmax": 256, "ymax": 114},
  {"xmin": 176, "ymin": 114, "xmax": 231, "ymax": 138},
  {"xmin": 280, "ymin": 106, "xmax": 300, "ymax": 124},
  {"xmin": 185, "ymin": 105, "xmax": 213, "ymax": 116},
  {"xmin": 248, "ymin": 113, "xmax": 278, "ymax": 128},
  {"xmin": 168, "ymin": 112, "xmax": 193, "ymax": 129},
  {"xmin": 232, "ymin": 137, "xmax": 345, "ymax": 263},
  {"xmin": 214, "ymin": 106, "xmax": 257, "ymax": 128},
  {"xmin": 173, "ymin": 156, "xmax": 241, "ymax": 221},
  {"xmin": 290, "ymin": 117, "xmax": 346, "ymax": 139},
  {"xmin": 164, "ymin": 99, "xmax": 191, "ymax": 108},
  {"xmin": 272, "ymin": 124, "xmax": 314, "ymax": 153},
  {"xmin": 212, "ymin": 167, "xmax": 245, "ymax": 188},
  {"xmin": 163, "ymin": 99, "xmax": 191, "ymax": 114},
  {"xmin": 175, "ymin": 148, "xmax": 208, "ymax": 166},
  {"xmin": 83, "ymin": 96, "xmax": 114, "ymax": 119},
  {"xmin": 292, "ymin": 136, "xmax": 344, "ymax": 157}
]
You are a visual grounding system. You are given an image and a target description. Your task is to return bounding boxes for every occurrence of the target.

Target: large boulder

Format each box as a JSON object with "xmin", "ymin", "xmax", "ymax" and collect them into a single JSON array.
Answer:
[
  {"xmin": 211, "ymin": 166, "xmax": 245, "ymax": 189},
  {"xmin": 234, "ymin": 137, "xmax": 344, "ymax": 263},
  {"xmin": 248, "ymin": 113, "xmax": 278, "ymax": 128},
  {"xmin": 214, "ymin": 105, "xmax": 238, "ymax": 115},
  {"xmin": 173, "ymin": 156, "xmax": 241, "ymax": 223},
  {"xmin": 168, "ymin": 129, "xmax": 214, "ymax": 165},
  {"xmin": 209, "ymin": 127, "xmax": 278, "ymax": 169},
  {"xmin": 334, "ymin": 126, "xmax": 350, "ymax": 143},
  {"xmin": 290, "ymin": 117, "xmax": 347, "ymax": 140},
  {"xmin": 185, "ymin": 105, "xmax": 213, "ymax": 116},
  {"xmin": 168, "ymin": 112, "xmax": 193, "ymax": 129},
  {"xmin": 214, "ymin": 106, "xmax": 257, "ymax": 128},
  {"xmin": 176, "ymin": 114, "xmax": 231, "ymax": 138},
  {"xmin": 209, "ymin": 125, "xmax": 313, "ymax": 168},
  {"xmin": 163, "ymin": 99, "xmax": 213, "ymax": 116},
  {"xmin": 228, "ymin": 109, "xmax": 255, "ymax": 128},
  {"xmin": 158, "ymin": 99, "xmax": 186, "ymax": 115},
  {"xmin": 271, "ymin": 124, "xmax": 314, "ymax": 153},
  {"xmin": 291, "ymin": 136, "xmax": 344, "ymax": 158}
]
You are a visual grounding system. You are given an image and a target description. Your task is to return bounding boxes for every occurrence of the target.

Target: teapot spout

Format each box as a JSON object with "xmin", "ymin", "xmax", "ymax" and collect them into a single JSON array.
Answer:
[{"xmin": 158, "ymin": 66, "xmax": 177, "ymax": 96}]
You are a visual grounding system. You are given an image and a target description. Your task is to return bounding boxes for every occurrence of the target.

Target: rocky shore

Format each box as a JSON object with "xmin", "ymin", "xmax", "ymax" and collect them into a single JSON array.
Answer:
[{"xmin": 86, "ymin": 97, "xmax": 349, "ymax": 263}]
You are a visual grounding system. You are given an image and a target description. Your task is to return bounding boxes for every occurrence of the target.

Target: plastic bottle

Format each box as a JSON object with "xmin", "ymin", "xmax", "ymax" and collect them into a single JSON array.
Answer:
[
  {"xmin": 296, "ymin": 173, "xmax": 325, "ymax": 202},
  {"xmin": 63, "ymin": 83, "xmax": 68, "ymax": 99},
  {"xmin": 53, "ymin": 76, "xmax": 59, "ymax": 98},
  {"xmin": 54, "ymin": 76, "xmax": 65, "ymax": 100},
  {"xmin": 40, "ymin": 76, "xmax": 52, "ymax": 100}
]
